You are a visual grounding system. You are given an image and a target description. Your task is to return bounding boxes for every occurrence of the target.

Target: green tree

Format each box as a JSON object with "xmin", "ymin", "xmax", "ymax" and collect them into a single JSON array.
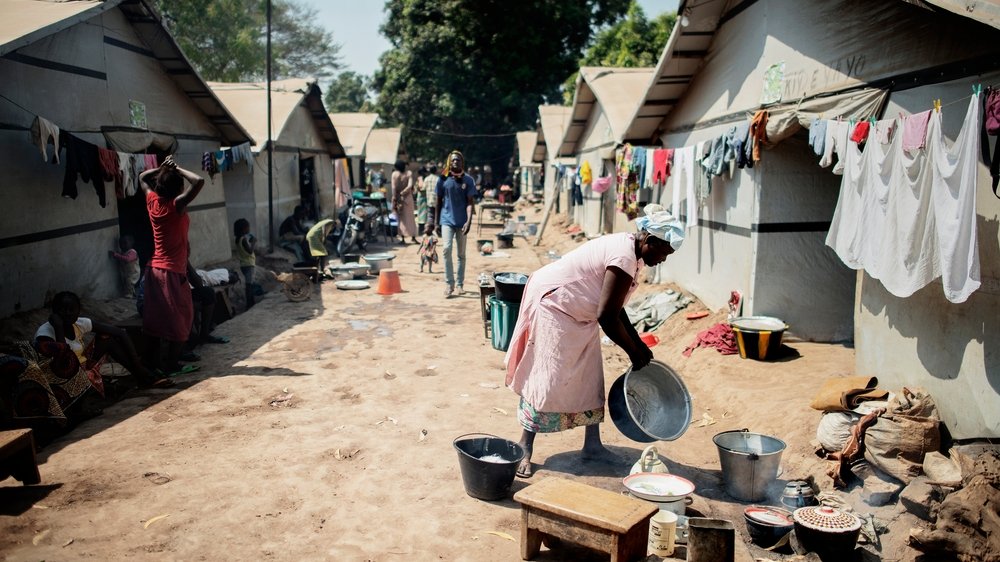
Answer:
[
  {"xmin": 153, "ymin": 0, "xmax": 341, "ymax": 82},
  {"xmin": 372, "ymin": 0, "xmax": 630, "ymax": 172},
  {"xmin": 324, "ymin": 72, "xmax": 373, "ymax": 113},
  {"xmin": 562, "ymin": 3, "xmax": 676, "ymax": 104}
]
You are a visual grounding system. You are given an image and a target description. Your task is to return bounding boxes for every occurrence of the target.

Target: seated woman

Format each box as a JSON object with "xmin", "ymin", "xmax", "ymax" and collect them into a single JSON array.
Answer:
[{"xmin": 34, "ymin": 291, "xmax": 172, "ymax": 399}]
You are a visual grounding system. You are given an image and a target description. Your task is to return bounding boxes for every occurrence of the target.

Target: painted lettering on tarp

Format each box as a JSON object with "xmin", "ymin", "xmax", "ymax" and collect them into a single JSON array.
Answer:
[{"xmin": 782, "ymin": 54, "xmax": 869, "ymax": 99}]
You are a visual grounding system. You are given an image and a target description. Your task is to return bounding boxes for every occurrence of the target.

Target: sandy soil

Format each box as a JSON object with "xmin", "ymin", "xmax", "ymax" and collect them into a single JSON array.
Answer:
[{"xmin": 0, "ymin": 206, "xmax": 929, "ymax": 561}]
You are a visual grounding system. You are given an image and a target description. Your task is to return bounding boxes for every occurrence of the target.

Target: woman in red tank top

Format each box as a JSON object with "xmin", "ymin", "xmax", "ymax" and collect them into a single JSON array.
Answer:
[{"xmin": 138, "ymin": 156, "xmax": 205, "ymax": 374}]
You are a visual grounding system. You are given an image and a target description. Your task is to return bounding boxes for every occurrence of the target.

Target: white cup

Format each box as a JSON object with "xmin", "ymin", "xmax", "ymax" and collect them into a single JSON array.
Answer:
[{"xmin": 649, "ymin": 509, "xmax": 678, "ymax": 556}]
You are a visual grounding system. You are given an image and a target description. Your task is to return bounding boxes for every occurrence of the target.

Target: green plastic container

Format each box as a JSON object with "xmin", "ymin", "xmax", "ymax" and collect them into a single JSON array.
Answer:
[{"xmin": 489, "ymin": 295, "xmax": 520, "ymax": 352}]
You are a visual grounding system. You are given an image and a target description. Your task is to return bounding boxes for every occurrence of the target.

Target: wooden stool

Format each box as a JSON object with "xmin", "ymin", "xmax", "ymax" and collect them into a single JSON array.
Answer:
[
  {"xmin": 0, "ymin": 429, "xmax": 41, "ymax": 485},
  {"xmin": 513, "ymin": 477, "xmax": 657, "ymax": 562}
]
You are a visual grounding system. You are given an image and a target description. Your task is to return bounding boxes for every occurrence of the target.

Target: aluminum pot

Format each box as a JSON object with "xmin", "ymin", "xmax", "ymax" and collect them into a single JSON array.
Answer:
[
  {"xmin": 712, "ymin": 429, "xmax": 785, "ymax": 502},
  {"xmin": 792, "ymin": 506, "xmax": 861, "ymax": 561},
  {"xmin": 609, "ymin": 361, "xmax": 692, "ymax": 443}
]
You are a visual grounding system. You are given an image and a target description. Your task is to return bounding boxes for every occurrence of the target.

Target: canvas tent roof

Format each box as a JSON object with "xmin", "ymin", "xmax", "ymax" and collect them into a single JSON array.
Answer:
[
  {"xmin": 922, "ymin": 0, "xmax": 1000, "ymax": 30},
  {"xmin": 558, "ymin": 67, "xmax": 654, "ymax": 157},
  {"xmin": 533, "ymin": 105, "xmax": 571, "ymax": 163},
  {"xmin": 515, "ymin": 131, "xmax": 539, "ymax": 167},
  {"xmin": 0, "ymin": 0, "xmax": 252, "ymax": 146},
  {"xmin": 329, "ymin": 112, "xmax": 378, "ymax": 158},
  {"xmin": 209, "ymin": 79, "xmax": 344, "ymax": 157},
  {"xmin": 365, "ymin": 128, "xmax": 403, "ymax": 164},
  {"xmin": 624, "ymin": 0, "xmax": 1000, "ymax": 144},
  {"xmin": 622, "ymin": 0, "xmax": 730, "ymax": 144}
]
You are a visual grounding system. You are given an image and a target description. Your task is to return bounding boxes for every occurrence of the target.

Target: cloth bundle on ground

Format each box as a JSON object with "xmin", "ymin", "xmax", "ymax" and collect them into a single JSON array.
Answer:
[
  {"xmin": 864, "ymin": 387, "xmax": 940, "ymax": 484},
  {"xmin": 682, "ymin": 322, "xmax": 738, "ymax": 357},
  {"xmin": 196, "ymin": 268, "xmax": 236, "ymax": 287},
  {"xmin": 624, "ymin": 290, "xmax": 692, "ymax": 333},
  {"xmin": 809, "ymin": 375, "xmax": 889, "ymax": 412}
]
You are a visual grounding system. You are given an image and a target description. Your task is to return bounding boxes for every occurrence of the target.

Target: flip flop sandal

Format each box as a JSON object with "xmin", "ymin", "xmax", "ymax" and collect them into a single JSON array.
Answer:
[
  {"xmin": 139, "ymin": 377, "xmax": 174, "ymax": 389},
  {"xmin": 202, "ymin": 335, "xmax": 230, "ymax": 344},
  {"xmin": 166, "ymin": 364, "xmax": 201, "ymax": 377}
]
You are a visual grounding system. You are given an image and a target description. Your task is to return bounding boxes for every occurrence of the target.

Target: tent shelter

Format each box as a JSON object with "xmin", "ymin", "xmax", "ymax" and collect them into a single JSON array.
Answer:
[
  {"xmin": 329, "ymin": 112, "xmax": 378, "ymax": 189},
  {"xmin": 0, "ymin": 0, "xmax": 251, "ymax": 316},
  {"xmin": 209, "ymin": 79, "xmax": 344, "ymax": 239},
  {"xmin": 363, "ymin": 128, "xmax": 406, "ymax": 192},
  {"xmin": 623, "ymin": 0, "xmax": 1000, "ymax": 437},
  {"xmin": 515, "ymin": 130, "xmax": 540, "ymax": 198},
  {"xmin": 534, "ymin": 105, "xmax": 574, "ymax": 216},
  {"xmin": 558, "ymin": 67, "xmax": 654, "ymax": 237}
]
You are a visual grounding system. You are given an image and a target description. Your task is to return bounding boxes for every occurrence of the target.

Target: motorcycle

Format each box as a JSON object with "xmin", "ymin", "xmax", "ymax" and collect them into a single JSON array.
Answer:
[{"xmin": 336, "ymin": 202, "xmax": 367, "ymax": 256}]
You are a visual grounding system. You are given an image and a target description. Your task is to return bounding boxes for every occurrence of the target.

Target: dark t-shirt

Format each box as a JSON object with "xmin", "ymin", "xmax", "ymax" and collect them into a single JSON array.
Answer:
[{"xmin": 279, "ymin": 215, "xmax": 304, "ymax": 237}]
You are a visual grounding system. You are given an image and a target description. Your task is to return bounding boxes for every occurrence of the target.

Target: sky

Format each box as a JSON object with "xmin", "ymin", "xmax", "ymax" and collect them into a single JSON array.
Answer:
[{"xmin": 300, "ymin": 0, "xmax": 682, "ymax": 78}]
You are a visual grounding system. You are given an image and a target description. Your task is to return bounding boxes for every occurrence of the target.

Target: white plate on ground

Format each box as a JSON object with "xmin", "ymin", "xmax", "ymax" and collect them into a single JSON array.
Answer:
[{"xmin": 335, "ymin": 280, "xmax": 370, "ymax": 290}]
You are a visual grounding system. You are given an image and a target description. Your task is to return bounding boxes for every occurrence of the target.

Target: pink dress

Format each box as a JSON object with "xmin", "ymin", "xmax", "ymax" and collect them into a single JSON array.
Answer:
[{"xmin": 505, "ymin": 233, "xmax": 642, "ymax": 413}]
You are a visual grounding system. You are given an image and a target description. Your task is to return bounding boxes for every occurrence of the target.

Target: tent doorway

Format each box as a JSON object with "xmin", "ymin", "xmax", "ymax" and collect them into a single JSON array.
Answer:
[
  {"xmin": 299, "ymin": 156, "xmax": 316, "ymax": 220},
  {"xmin": 116, "ymin": 149, "xmax": 169, "ymax": 270}
]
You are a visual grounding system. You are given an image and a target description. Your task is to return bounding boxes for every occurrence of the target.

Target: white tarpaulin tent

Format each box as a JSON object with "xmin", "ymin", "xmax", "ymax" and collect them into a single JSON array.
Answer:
[
  {"xmin": 210, "ymin": 79, "xmax": 343, "ymax": 236},
  {"xmin": 558, "ymin": 67, "xmax": 654, "ymax": 237},
  {"xmin": 0, "ymin": 0, "xmax": 251, "ymax": 315},
  {"xmin": 365, "ymin": 128, "xmax": 403, "ymax": 165},
  {"xmin": 535, "ymin": 105, "xmax": 573, "ymax": 213},
  {"xmin": 329, "ymin": 112, "xmax": 378, "ymax": 192},
  {"xmin": 623, "ymin": 0, "xmax": 1000, "ymax": 438}
]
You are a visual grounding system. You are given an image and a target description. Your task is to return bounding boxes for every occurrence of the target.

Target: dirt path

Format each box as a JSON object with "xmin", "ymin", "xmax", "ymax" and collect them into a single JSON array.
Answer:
[{"xmin": 0, "ymin": 211, "xmax": 925, "ymax": 561}]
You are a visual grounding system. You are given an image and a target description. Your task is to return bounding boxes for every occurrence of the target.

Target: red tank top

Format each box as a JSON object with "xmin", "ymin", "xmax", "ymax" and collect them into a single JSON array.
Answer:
[{"xmin": 146, "ymin": 190, "xmax": 189, "ymax": 273}]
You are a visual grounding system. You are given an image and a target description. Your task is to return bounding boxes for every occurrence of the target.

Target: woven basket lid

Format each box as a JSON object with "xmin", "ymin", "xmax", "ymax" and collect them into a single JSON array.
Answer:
[{"xmin": 793, "ymin": 506, "xmax": 862, "ymax": 532}]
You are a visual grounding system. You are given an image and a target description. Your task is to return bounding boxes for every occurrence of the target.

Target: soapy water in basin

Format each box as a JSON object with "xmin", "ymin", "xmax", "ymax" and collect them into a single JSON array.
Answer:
[
  {"xmin": 731, "ymin": 317, "xmax": 785, "ymax": 331},
  {"xmin": 478, "ymin": 454, "xmax": 509, "ymax": 463},
  {"xmin": 631, "ymin": 480, "xmax": 690, "ymax": 496}
]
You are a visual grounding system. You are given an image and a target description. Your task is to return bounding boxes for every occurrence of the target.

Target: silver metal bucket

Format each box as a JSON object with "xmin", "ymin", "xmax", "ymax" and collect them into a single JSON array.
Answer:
[{"xmin": 712, "ymin": 429, "xmax": 786, "ymax": 502}]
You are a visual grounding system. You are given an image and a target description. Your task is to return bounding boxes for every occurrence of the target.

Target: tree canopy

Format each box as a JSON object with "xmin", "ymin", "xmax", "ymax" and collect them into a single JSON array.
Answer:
[
  {"xmin": 153, "ymin": 0, "xmax": 341, "ymax": 83},
  {"xmin": 372, "ymin": 0, "xmax": 631, "ymax": 172},
  {"xmin": 324, "ymin": 72, "xmax": 374, "ymax": 113},
  {"xmin": 563, "ymin": 3, "xmax": 676, "ymax": 104}
]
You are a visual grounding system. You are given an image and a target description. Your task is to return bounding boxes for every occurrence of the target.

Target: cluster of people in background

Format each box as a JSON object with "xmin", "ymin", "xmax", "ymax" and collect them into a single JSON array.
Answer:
[{"xmin": 4, "ymin": 147, "xmax": 530, "ymax": 433}]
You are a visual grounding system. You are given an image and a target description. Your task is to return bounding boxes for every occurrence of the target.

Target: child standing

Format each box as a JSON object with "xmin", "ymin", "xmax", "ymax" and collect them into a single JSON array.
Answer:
[
  {"xmin": 419, "ymin": 233, "xmax": 439, "ymax": 273},
  {"xmin": 109, "ymin": 235, "xmax": 140, "ymax": 297},
  {"xmin": 234, "ymin": 219, "xmax": 256, "ymax": 309}
]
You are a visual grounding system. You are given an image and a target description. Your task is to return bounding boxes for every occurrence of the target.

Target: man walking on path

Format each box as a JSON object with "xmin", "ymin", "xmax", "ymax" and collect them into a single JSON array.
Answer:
[{"xmin": 429, "ymin": 150, "xmax": 476, "ymax": 297}]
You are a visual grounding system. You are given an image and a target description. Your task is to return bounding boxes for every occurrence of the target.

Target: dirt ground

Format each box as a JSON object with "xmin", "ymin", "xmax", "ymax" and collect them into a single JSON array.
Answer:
[{"xmin": 0, "ymin": 205, "xmax": 930, "ymax": 561}]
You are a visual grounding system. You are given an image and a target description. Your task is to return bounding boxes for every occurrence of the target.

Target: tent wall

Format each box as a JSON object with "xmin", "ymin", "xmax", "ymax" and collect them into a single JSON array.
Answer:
[
  {"xmin": 647, "ymin": 0, "xmax": 1000, "ymax": 343},
  {"xmin": 855, "ymin": 74, "xmax": 1000, "ymax": 439},
  {"xmin": 0, "ymin": 9, "xmax": 226, "ymax": 316},
  {"xmin": 751, "ymin": 134, "xmax": 855, "ymax": 341},
  {"xmin": 233, "ymin": 103, "xmax": 334, "ymax": 245},
  {"xmin": 576, "ymin": 107, "xmax": 614, "ymax": 237},
  {"xmin": 656, "ymin": 120, "xmax": 756, "ymax": 314}
]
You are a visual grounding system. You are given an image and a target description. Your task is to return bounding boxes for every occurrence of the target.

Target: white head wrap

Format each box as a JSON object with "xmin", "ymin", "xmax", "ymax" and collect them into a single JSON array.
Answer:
[{"xmin": 635, "ymin": 204, "xmax": 685, "ymax": 251}]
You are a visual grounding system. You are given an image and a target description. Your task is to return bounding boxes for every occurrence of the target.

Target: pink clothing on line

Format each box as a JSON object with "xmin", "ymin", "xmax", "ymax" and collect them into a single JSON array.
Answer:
[
  {"xmin": 902, "ymin": 110, "xmax": 932, "ymax": 152},
  {"xmin": 505, "ymin": 233, "xmax": 643, "ymax": 414}
]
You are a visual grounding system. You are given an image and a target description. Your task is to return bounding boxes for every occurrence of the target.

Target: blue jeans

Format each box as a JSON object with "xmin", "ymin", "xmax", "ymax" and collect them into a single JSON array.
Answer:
[{"xmin": 441, "ymin": 224, "xmax": 468, "ymax": 287}]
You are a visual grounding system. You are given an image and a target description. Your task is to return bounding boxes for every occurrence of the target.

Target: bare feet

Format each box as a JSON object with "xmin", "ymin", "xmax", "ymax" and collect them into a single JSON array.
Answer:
[
  {"xmin": 580, "ymin": 443, "xmax": 627, "ymax": 466},
  {"xmin": 516, "ymin": 457, "xmax": 533, "ymax": 478},
  {"xmin": 516, "ymin": 440, "xmax": 534, "ymax": 478}
]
